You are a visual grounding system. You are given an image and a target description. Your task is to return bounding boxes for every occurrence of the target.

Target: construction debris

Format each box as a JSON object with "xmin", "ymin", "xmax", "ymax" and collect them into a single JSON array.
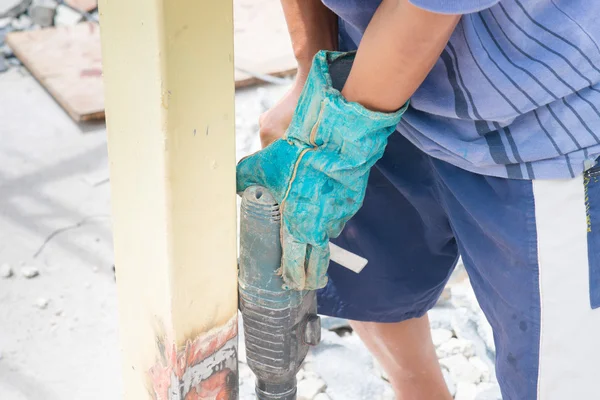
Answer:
[
  {"xmin": 54, "ymin": 3, "xmax": 81, "ymax": 25},
  {"xmin": 28, "ymin": 0, "xmax": 56, "ymax": 27},
  {"xmin": 0, "ymin": 0, "xmax": 31, "ymax": 19},
  {"xmin": 297, "ymin": 378, "xmax": 327, "ymax": 400},
  {"xmin": 10, "ymin": 13, "xmax": 31, "ymax": 29},
  {"xmin": 0, "ymin": 263, "xmax": 13, "ymax": 278},
  {"xmin": 431, "ymin": 327, "xmax": 454, "ymax": 347},
  {"xmin": 36, "ymin": 297, "xmax": 49, "ymax": 309},
  {"xmin": 21, "ymin": 265, "xmax": 39, "ymax": 278}
]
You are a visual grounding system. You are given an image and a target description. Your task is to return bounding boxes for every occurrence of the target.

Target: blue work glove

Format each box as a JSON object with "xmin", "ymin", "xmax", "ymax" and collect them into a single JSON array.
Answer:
[{"xmin": 237, "ymin": 51, "xmax": 408, "ymax": 290}]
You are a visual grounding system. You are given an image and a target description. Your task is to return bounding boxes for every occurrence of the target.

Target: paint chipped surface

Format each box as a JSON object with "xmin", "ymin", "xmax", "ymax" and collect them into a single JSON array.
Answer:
[{"xmin": 149, "ymin": 314, "xmax": 238, "ymax": 400}]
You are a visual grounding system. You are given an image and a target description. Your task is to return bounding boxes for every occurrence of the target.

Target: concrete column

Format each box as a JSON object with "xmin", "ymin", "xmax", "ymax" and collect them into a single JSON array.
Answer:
[{"xmin": 98, "ymin": 0, "xmax": 238, "ymax": 398}]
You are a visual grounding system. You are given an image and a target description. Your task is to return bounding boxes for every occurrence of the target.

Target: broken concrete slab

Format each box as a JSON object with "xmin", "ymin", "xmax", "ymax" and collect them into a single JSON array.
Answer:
[
  {"xmin": 455, "ymin": 382, "xmax": 478, "ymax": 400},
  {"xmin": 439, "ymin": 354, "xmax": 484, "ymax": 385},
  {"xmin": 0, "ymin": 0, "xmax": 31, "ymax": 19},
  {"xmin": 10, "ymin": 13, "xmax": 31, "ymax": 30},
  {"xmin": 54, "ymin": 3, "xmax": 81, "ymax": 26},
  {"xmin": 28, "ymin": 0, "xmax": 56, "ymax": 27}
]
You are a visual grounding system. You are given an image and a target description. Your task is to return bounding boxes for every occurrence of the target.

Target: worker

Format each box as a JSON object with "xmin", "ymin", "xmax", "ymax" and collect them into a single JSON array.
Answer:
[{"xmin": 237, "ymin": 0, "xmax": 600, "ymax": 398}]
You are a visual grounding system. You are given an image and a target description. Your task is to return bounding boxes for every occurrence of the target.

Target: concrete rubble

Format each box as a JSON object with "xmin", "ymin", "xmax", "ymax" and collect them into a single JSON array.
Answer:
[
  {"xmin": 35, "ymin": 297, "xmax": 49, "ymax": 309},
  {"xmin": 0, "ymin": 0, "xmax": 91, "ymax": 75},
  {"xmin": 0, "ymin": 263, "xmax": 13, "ymax": 278},
  {"xmin": 54, "ymin": 3, "xmax": 81, "ymax": 26},
  {"xmin": 0, "ymin": 0, "xmax": 31, "ymax": 19},
  {"xmin": 28, "ymin": 0, "xmax": 57, "ymax": 27},
  {"xmin": 20, "ymin": 265, "xmax": 39, "ymax": 278},
  {"xmin": 234, "ymin": 272, "xmax": 502, "ymax": 400},
  {"xmin": 236, "ymin": 265, "xmax": 501, "ymax": 400}
]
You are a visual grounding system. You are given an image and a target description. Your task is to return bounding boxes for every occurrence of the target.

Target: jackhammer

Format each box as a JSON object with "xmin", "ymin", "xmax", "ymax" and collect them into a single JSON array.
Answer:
[{"xmin": 238, "ymin": 186, "xmax": 322, "ymax": 400}]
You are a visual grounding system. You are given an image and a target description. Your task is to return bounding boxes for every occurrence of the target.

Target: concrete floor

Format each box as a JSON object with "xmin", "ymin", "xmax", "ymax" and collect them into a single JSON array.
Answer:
[
  {"xmin": 0, "ymin": 67, "xmax": 119, "ymax": 400},
  {"xmin": 0, "ymin": 66, "xmax": 290, "ymax": 399}
]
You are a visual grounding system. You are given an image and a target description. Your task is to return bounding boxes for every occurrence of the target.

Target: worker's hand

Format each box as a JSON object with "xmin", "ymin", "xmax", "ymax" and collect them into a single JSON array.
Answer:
[
  {"xmin": 237, "ymin": 51, "xmax": 408, "ymax": 291},
  {"xmin": 258, "ymin": 78, "xmax": 305, "ymax": 148}
]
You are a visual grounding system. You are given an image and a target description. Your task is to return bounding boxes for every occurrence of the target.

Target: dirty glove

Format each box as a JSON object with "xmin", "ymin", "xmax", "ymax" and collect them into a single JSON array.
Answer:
[{"xmin": 237, "ymin": 51, "xmax": 408, "ymax": 290}]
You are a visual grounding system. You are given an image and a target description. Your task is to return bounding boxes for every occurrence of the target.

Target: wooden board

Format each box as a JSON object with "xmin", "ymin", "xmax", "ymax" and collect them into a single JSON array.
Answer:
[
  {"xmin": 65, "ymin": 0, "xmax": 97, "ymax": 12},
  {"xmin": 7, "ymin": 0, "xmax": 295, "ymax": 122},
  {"xmin": 6, "ymin": 23, "xmax": 104, "ymax": 122},
  {"xmin": 233, "ymin": 0, "xmax": 297, "ymax": 87}
]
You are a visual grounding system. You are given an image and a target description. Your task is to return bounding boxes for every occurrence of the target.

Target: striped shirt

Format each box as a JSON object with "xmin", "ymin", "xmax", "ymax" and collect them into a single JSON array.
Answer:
[{"xmin": 323, "ymin": 0, "xmax": 600, "ymax": 179}]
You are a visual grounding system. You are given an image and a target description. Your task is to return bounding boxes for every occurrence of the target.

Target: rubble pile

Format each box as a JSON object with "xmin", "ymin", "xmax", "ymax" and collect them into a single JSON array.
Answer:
[
  {"xmin": 236, "ymin": 273, "xmax": 501, "ymax": 400},
  {"xmin": 0, "ymin": 0, "xmax": 97, "ymax": 72}
]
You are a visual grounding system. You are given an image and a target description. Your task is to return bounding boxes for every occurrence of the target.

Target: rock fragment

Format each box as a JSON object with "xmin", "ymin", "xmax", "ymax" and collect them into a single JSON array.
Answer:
[
  {"xmin": 11, "ymin": 13, "xmax": 32, "ymax": 30},
  {"xmin": 431, "ymin": 328, "xmax": 453, "ymax": 347},
  {"xmin": 437, "ymin": 337, "xmax": 476, "ymax": 358},
  {"xmin": 36, "ymin": 297, "xmax": 49, "ymax": 309},
  {"xmin": 469, "ymin": 356, "xmax": 491, "ymax": 382},
  {"xmin": 442, "ymin": 367, "xmax": 456, "ymax": 397},
  {"xmin": 0, "ymin": 263, "xmax": 13, "ymax": 278},
  {"xmin": 0, "ymin": 17, "xmax": 11, "ymax": 28},
  {"xmin": 297, "ymin": 378, "xmax": 326, "ymax": 400},
  {"xmin": 54, "ymin": 3, "xmax": 81, "ymax": 26},
  {"xmin": 439, "ymin": 354, "xmax": 483, "ymax": 385},
  {"xmin": 21, "ymin": 266, "xmax": 39, "ymax": 278},
  {"xmin": 28, "ymin": 0, "xmax": 56, "ymax": 27},
  {"xmin": 455, "ymin": 382, "xmax": 478, "ymax": 400}
]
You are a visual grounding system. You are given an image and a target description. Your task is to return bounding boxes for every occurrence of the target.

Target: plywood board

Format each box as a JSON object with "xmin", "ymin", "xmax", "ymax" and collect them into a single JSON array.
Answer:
[
  {"xmin": 234, "ymin": 0, "xmax": 297, "ymax": 87},
  {"xmin": 65, "ymin": 0, "xmax": 97, "ymax": 12},
  {"xmin": 6, "ymin": 23, "xmax": 104, "ymax": 121},
  {"xmin": 7, "ymin": 0, "xmax": 295, "ymax": 122}
]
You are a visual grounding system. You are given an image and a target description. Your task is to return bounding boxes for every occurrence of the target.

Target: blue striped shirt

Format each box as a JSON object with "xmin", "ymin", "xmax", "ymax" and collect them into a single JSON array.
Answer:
[{"xmin": 323, "ymin": 0, "xmax": 600, "ymax": 179}]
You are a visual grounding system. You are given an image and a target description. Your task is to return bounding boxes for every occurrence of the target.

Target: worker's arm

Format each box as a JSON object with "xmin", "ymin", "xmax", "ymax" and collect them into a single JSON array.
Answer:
[
  {"xmin": 280, "ymin": 0, "xmax": 338, "ymax": 79},
  {"xmin": 259, "ymin": 0, "xmax": 337, "ymax": 147},
  {"xmin": 341, "ymin": 0, "xmax": 460, "ymax": 112},
  {"xmin": 237, "ymin": 1, "xmax": 462, "ymax": 290},
  {"xmin": 261, "ymin": 0, "xmax": 459, "ymax": 146}
]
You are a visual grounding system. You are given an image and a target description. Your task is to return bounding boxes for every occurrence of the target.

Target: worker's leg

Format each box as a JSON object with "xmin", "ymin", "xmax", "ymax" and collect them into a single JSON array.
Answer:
[
  {"xmin": 432, "ymin": 156, "xmax": 600, "ymax": 399},
  {"xmin": 317, "ymin": 132, "xmax": 458, "ymax": 398},
  {"xmin": 351, "ymin": 316, "xmax": 452, "ymax": 399}
]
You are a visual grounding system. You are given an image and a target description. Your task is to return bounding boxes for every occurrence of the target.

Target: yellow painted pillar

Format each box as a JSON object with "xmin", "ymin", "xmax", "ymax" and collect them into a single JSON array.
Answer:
[{"xmin": 98, "ymin": 0, "xmax": 238, "ymax": 399}]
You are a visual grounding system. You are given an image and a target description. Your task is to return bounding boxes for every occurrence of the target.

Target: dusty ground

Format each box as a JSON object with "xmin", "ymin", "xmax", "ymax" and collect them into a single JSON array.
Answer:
[{"xmin": 0, "ymin": 66, "xmax": 500, "ymax": 400}]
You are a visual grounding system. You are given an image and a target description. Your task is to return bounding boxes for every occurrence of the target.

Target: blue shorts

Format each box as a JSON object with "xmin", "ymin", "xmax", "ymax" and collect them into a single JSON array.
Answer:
[{"xmin": 317, "ymin": 132, "xmax": 600, "ymax": 400}]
